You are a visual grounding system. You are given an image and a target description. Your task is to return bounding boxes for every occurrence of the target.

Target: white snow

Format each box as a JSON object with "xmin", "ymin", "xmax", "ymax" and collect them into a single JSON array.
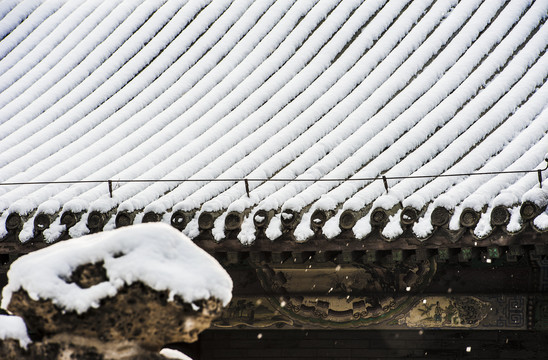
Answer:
[
  {"xmin": 353, "ymin": 212, "xmax": 372, "ymax": 240},
  {"xmin": 294, "ymin": 211, "xmax": 313, "ymax": 242},
  {"xmin": 506, "ymin": 206, "xmax": 523, "ymax": 233},
  {"xmin": 238, "ymin": 212, "xmax": 257, "ymax": 245},
  {"xmin": 1, "ymin": 223, "xmax": 232, "ymax": 313},
  {"xmin": 160, "ymin": 348, "xmax": 193, "ymax": 360},
  {"xmin": 413, "ymin": 205, "xmax": 435, "ymax": 238},
  {"xmin": 522, "ymin": 187, "xmax": 548, "ymax": 208},
  {"xmin": 43, "ymin": 217, "xmax": 66, "ymax": 244},
  {"xmin": 0, "ymin": 0, "xmax": 44, "ymax": 42},
  {"xmin": 323, "ymin": 209, "xmax": 343, "ymax": 239},
  {"xmin": 533, "ymin": 209, "xmax": 548, "ymax": 231},
  {"xmin": 265, "ymin": 213, "xmax": 282, "ymax": 241},
  {"xmin": 0, "ymin": 213, "xmax": 8, "ymax": 239},
  {"xmin": 212, "ymin": 211, "xmax": 227, "ymax": 242},
  {"xmin": 0, "ymin": 315, "xmax": 31, "ymax": 349},
  {"xmin": 381, "ymin": 209, "xmax": 403, "ymax": 239},
  {"xmin": 474, "ymin": 211, "xmax": 493, "ymax": 238}
]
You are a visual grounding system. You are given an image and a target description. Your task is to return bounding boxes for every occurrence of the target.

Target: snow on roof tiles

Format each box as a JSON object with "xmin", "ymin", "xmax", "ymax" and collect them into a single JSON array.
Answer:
[{"xmin": 0, "ymin": 0, "xmax": 547, "ymax": 245}]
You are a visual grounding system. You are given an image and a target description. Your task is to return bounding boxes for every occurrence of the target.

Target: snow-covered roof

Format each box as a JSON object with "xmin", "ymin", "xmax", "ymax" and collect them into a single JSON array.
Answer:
[
  {"xmin": 1, "ymin": 0, "xmax": 547, "ymax": 245},
  {"xmin": 1, "ymin": 223, "xmax": 233, "ymax": 312}
]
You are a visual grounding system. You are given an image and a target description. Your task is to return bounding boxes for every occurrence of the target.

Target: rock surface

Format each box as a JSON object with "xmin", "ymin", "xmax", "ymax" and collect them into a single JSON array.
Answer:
[
  {"xmin": 7, "ymin": 262, "xmax": 223, "ymax": 350},
  {"xmin": 0, "ymin": 224, "xmax": 232, "ymax": 359},
  {"xmin": 0, "ymin": 334, "xmax": 169, "ymax": 360}
]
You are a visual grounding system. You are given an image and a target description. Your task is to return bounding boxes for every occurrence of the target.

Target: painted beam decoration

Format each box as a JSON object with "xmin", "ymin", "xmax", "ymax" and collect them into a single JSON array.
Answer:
[
  {"xmin": 214, "ymin": 257, "xmax": 529, "ymax": 330},
  {"xmin": 215, "ymin": 295, "xmax": 527, "ymax": 330}
]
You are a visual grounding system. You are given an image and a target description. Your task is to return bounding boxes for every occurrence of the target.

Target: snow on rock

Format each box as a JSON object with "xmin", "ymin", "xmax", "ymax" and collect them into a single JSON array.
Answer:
[
  {"xmin": 0, "ymin": 315, "xmax": 31, "ymax": 349},
  {"xmin": 160, "ymin": 348, "xmax": 193, "ymax": 360},
  {"xmin": 1, "ymin": 223, "xmax": 232, "ymax": 313}
]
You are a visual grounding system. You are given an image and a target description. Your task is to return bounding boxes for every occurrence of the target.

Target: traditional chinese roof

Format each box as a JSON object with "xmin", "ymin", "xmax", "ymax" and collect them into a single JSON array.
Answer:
[{"xmin": 1, "ymin": 0, "xmax": 548, "ymax": 248}]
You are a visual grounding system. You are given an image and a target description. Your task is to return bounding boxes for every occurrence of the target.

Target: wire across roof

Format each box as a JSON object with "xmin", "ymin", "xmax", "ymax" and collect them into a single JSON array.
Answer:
[{"xmin": 0, "ymin": 0, "xmax": 547, "ymax": 245}]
